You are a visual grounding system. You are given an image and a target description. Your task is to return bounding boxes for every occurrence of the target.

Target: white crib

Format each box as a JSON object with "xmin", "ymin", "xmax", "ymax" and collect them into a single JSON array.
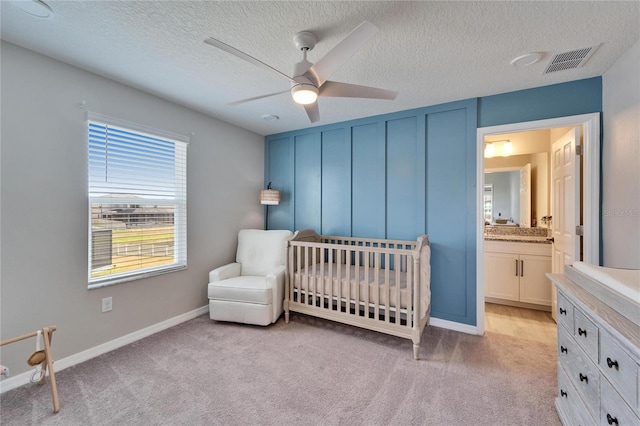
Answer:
[{"xmin": 285, "ymin": 229, "xmax": 431, "ymax": 359}]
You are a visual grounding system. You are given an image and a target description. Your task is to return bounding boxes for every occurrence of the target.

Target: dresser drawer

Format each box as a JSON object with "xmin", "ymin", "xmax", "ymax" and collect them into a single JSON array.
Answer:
[
  {"xmin": 558, "ymin": 291, "xmax": 574, "ymax": 332},
  {"xmin": 599, "ymin": 332, "xmax": 638, "ymax": 416},
  {"xmin": 574, "ymin": 308, "xmax": 599, "ymax": 362},
  {"xmin": 558, "ymin": 325, "xmax": 575, "ymax": 366},
  {"xmin": 558, "ymin": 335, "xmax": 600, "ymax": 420},
  {"xmin": 600, "ymin": 377, "xmax": 639, "ymax": 426},
  {"xmin": 557, "ymin": 365, "xmax": 597, "ymax": 426}
]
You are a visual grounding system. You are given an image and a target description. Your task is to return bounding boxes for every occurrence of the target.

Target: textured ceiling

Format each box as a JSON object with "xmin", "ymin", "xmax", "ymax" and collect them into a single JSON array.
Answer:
[{"xmin": 1, "ymin": 1, "xmax": 639, "ymax": 136}]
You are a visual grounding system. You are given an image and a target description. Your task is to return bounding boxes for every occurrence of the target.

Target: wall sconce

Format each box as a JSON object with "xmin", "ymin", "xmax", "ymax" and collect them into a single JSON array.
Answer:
[
  {"xmin": 259, "ymin": 182, "xmax": 281, "ymax": 229},
  {"xmin": 484, "ymin": 140, "xmax": 512, "ymax": 158},
  {"xmin": 502, "ymin": 141, "xmax": 513, "ymax": 156},
  {"xmin": 484, "ymin": 142, "xmax": 496, "ymax": 158}
]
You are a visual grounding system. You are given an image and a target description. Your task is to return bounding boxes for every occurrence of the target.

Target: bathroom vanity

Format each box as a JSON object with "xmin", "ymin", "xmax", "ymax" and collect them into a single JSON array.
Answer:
[{"xmin": 484, "ymin": 227, "xmax": 552, "ymax": 310}]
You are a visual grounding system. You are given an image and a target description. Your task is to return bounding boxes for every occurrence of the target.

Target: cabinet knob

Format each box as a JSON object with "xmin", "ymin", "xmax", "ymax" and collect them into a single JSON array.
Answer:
[
  {"xmin": 559, "ymin": 308, "xmax": 566, "ymax": 315},
  {"xmin": 578, "ymin": 327, "xmax": 587, "ymax": 337},
  {"xmin": 579, "ymin": 373, "xmax": 588, "ymax": 383},
  {"xmin": 606, "ymin": 357, "xmax": 619, "ymax": 370},
  {"xmin": 607, "ymin": 413, "xmax": 619, "ymax": 425},
  {"xmin": 560, "ymin": 346, "xmax": 568, "ymax": 354},
  {"xmin": 560, "ymin": 389, "xmax": 567, "ymax": 398}
]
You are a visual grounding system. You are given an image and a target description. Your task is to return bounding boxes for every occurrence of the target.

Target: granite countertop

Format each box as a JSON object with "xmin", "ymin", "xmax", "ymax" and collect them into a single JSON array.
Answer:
[{"xmin": 484, "ymin": 234, "xmax": 552, "ymax": 244}]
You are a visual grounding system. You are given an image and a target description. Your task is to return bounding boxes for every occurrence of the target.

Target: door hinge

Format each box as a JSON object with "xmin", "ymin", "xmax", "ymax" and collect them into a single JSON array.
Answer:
[
  {"xmin": 576, "ymin": 145, "xmax": 584, "ymax": 156},
  {"xmin": 575, "ymin": 225, "xmax": 584, "ymax": 236}
]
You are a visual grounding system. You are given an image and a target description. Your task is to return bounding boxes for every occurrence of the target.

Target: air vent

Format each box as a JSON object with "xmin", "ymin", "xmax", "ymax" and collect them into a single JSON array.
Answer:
[{"xmin": 543, "ymin": 45, "xmax": 599, "ymax": 74}]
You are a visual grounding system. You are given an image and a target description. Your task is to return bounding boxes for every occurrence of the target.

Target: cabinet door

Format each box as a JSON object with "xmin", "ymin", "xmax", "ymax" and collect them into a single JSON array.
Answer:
[
  {"xmin": 485, "ymin": 252, "xmax": 520, "ymax": 301},
  {"xmin": 519, "ymin": 254, "xmax": 552, "ymax": 306}
]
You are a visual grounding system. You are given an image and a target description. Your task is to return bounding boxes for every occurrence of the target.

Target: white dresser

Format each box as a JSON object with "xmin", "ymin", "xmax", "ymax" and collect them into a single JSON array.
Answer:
[{"xmin": 547, "ymin": 267, "xmax": 640, "ymax": 426}]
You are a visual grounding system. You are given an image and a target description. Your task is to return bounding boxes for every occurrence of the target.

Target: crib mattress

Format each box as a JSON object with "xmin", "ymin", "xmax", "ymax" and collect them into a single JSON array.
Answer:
[{"xmin": 293, "ymin": 263, "xmax": 416, "ymax": 310}]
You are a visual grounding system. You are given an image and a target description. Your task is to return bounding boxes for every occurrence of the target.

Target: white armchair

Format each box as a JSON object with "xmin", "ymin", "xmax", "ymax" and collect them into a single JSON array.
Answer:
[{"xmin": 208, "ymin": 229, "xmax": 293, "ymax": 326}]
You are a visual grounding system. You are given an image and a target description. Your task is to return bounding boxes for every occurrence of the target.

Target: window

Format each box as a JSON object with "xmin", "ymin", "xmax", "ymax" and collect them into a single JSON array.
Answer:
[{"xmin": 88, "ymin": 114, "xmax": 188, "ymax": 288}]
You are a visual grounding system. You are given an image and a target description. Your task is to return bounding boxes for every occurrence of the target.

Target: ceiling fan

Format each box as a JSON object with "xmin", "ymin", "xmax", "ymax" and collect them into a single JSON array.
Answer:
[{"xmin": 204, "ymin": 21, "xmax": 398, "ymax": 123}]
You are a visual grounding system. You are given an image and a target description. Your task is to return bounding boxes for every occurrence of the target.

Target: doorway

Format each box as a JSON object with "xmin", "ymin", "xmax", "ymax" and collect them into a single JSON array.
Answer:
[{"xmin": 475, "ymin": 113, "xmax": 600, "ymax": 335}]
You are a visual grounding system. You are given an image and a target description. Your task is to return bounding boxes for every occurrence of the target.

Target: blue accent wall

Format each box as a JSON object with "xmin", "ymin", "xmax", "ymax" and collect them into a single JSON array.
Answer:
[
  {"xmin": 478, "ymin": 77, "xmax": 602, "ymax": 127},
  {"xmin": 264, "ymin": 78, "xmax": 602, "ymax": 327}
]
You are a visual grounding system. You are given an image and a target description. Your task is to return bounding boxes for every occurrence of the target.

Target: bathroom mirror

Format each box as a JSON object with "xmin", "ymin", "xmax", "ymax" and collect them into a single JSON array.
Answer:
[
  {"xmin": 485, "ymin": 154, "xmax": 548, "ymax": 227},
  {"xmin": 484, "ymin": 170, "xmax": 521, "ymax": 225}
]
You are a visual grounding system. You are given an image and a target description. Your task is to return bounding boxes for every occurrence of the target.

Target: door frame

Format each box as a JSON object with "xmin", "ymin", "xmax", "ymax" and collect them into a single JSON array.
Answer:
[{"xmin": 475, "ymin": 113, "xmax": 600, "ymax": 335}]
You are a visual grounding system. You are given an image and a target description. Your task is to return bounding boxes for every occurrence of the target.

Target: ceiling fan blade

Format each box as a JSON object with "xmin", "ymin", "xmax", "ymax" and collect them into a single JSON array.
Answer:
[
  {"xmin": 306, "ymin": 21, "xmax": 378, "ymax": 86},
  {"xmin": 303, "ymin": 102, "xmax": 320, "ymax": 123},
  {"xmin": 227, "ymin": 90, "xmax": 290, "ymax": 107},
  {"xmin": 204, "ymin": 37, "xmax": 296, "ymax": 84},
  {"xmin": 319, "ymin": 81, "xmax": 398, "ymax": 100}
]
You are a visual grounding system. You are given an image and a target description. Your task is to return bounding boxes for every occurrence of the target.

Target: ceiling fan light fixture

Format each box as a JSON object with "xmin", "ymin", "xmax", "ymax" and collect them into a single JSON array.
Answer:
[{"xmin": 291, "ymin": 84, "xmax": 318, "ymax": 105}]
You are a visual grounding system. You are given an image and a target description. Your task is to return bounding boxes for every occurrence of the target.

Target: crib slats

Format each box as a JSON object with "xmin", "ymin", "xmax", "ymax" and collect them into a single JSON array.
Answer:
[
  {"xmin": 374, "ymin": 252, "xmax": 380, "ymax": 321},
  {"xmin": 395, "ymin": 253, "xmax": 401, "ymax": 324},
  {"xmin": 328, "ymin": 246, "xmax": 334, "ymax": 311},
  {"xmin": 407, "ymin": 255, "xmax": 413, "ymax": 329},
  {"xmin": 319, "ymin": 246, "xmax": 325, "ymax": 308},
  {"xmin": 364, "ymin": 250, "xmax": 370, "ymax": 318},
  {"xmin": 355, "ymin": 245, "xmax": 360, "ymax": 317},
  {"xmin": 311, "ymin": 246, "xmax": 317, "ymax": 306},
  {"xmin": 296, "ymin": 245, "xmax": 302, "ymax": 303},
  {"xmin": 384, "ymin": 252, "xmax": 390, "ymax": 323}
]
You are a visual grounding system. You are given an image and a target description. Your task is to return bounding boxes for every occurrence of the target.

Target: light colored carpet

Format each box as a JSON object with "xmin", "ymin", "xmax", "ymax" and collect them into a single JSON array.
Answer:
[{"xmin": 1, "ymin": 313, "xmax": 560, "ymax": 425}]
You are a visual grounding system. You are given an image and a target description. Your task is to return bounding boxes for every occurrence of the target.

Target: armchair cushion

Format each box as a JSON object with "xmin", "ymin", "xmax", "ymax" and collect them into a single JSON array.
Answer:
[
  {"xmin": 236, "ymin": 229, "xmax": 292, "ymax": 276},
  {"xmin": 208, "ymin": 276, "xmax": 273, "ymax": 305}
]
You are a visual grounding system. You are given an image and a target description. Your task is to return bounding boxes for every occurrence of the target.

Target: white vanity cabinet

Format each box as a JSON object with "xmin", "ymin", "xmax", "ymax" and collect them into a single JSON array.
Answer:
[
  {"xmin": 548, "ymin": 269, "xmax": 640, "ymax": 426},
  {"xmin": 485, "ymin": 240, "xmax": 552, "ymax": 308}
]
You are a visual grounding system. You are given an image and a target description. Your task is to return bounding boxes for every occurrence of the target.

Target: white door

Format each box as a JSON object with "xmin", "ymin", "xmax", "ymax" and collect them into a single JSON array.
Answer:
[
  {"xmin": 550, "ymin": 127, "xmax": 581, "ymax": 319},
  {"xmin": 519, "ymin": 163, "xmax": 532, "ymax": 227}
]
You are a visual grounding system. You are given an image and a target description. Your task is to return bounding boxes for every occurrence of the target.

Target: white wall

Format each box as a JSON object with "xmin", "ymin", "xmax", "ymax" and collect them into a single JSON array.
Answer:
[
  {"xmin": 602, "ymin": 39, "xmax": 640, "ymax": 269},
  {"xmin": 0, "ymin": 42, "xmax": 264, "ymax": 375}
]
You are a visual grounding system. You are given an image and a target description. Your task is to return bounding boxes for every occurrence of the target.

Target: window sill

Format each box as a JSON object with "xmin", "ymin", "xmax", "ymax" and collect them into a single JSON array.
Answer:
[{"xmin": 88, "ymin": 264, "xmax": 187, "ymax": 289}]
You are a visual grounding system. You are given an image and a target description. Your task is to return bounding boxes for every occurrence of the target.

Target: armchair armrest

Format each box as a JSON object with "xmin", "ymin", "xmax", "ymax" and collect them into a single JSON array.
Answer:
[
  {"xmin": 265, "ymin": 266, "xmax": 287, "ymax": 321},
  {"xmin": 209, "ymin": 262, "xmax": 241, "ymax": 282}
]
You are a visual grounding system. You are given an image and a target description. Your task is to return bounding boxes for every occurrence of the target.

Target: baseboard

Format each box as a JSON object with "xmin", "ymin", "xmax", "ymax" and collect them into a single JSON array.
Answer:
[
  {"xmin": 429, "ymin": 317, "xmax": 479, "ymax": 335},
  {"xmin": 0, "ymin": 305, "xmax": 209, "ymax": 394}
]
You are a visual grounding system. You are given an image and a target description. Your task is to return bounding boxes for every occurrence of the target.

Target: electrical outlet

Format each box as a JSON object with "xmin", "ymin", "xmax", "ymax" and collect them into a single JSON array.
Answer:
[{"xmin": 102, "ymin": 297, "xmax": 112, "ymax": 313}]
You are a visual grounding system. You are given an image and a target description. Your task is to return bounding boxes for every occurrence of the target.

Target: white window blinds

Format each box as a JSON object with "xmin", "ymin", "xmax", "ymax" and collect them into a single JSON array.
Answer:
[{"xmin": 88, "ymin": 115, "xmax": 187, "ymax": 288}]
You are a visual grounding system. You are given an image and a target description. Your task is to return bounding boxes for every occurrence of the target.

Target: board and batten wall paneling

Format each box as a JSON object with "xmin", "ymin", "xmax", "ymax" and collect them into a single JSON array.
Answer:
[
  {"xmin": 294, "ymin": 133, "xmax": 322, "ymax": 231},
  {"xmin": 265, "ymin": 99, "xmax": 478, "ymax": 326},
  {"xmin": 426, "ymin": 107, "xmax": 475, "ymax": 323},
  {"xmin": 352, "ymin": 122, "xmax": 386, "ymax": 238},
  {"xmin": 386, "ymin": 116, "xmax": 425, "ymax": 240},
  {"xmin": 321, "ymin": 128, "xmax": 351, "ymax": 236},
  {"xmin": 265, "ymin": 136, "xmax": 294, "ymax": 230}
]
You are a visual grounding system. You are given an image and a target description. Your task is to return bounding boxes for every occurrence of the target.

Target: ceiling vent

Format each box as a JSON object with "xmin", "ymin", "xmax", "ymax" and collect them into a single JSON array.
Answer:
[{"xmin": 543, "ymin": 45, "xmax": 599, "ymax": 74}]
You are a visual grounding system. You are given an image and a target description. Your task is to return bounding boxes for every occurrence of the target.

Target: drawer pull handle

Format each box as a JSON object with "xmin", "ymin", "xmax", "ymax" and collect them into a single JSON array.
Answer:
[
  {"xmin": 579, "ymin": 373, "xmax": 588, "ymax": 383},
  {"xmin": 560, "ymin": 389, "xmax": 567, "ymax": 398},
  {"xmin": 578, "ymin": 327, "xmax": 587, "ymax": 337},
  {"xmin": 560, "ymin": 346, "xmax": 568, "ymax": 354},
  {"xmin": 559, "ymin": 308, "xmax": 566, "ymax": 315},
  {"xmin": 515, "ymin": 259, "xmax": 519, "ymax": 276},
  {"xmin": 606, "ymin": 357, "xmax": 619, "ymax": 370},
  {"xmin": 607, "ymin": 414, "xmax": 618, "ymax": 425}
]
